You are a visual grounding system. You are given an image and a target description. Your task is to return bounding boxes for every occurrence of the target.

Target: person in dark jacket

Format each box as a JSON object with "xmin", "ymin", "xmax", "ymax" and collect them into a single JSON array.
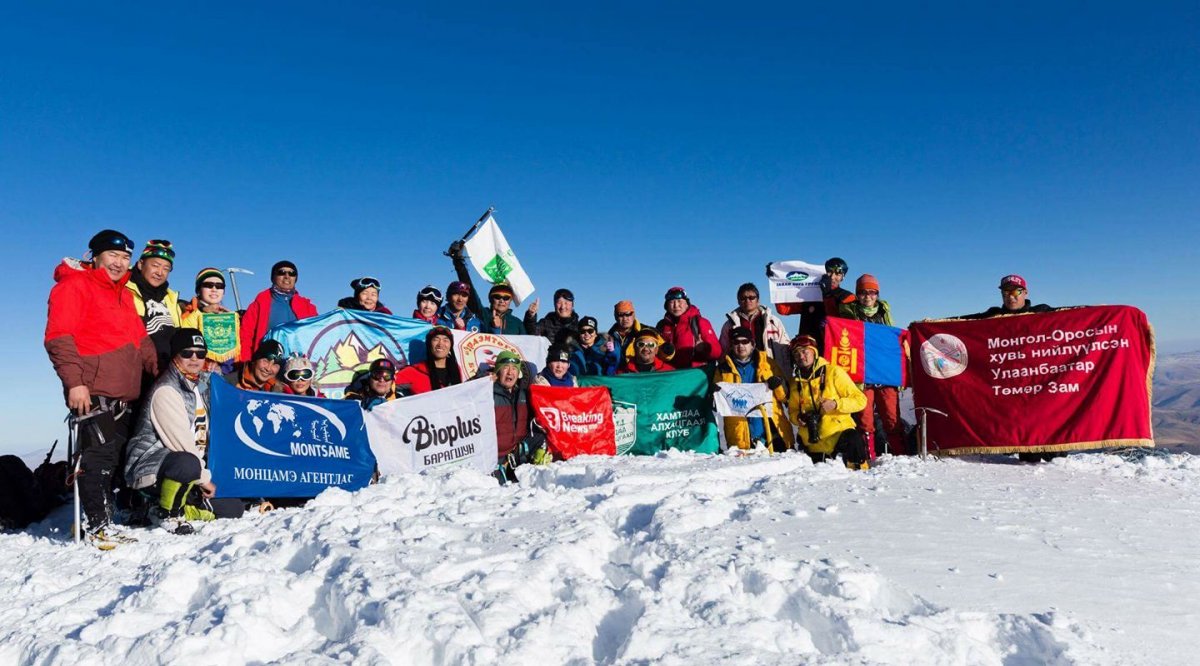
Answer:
[
  {"xmin": 491, "ymin": 351, "xmax": 548, "ymax": 484},
  {"xmin": 797, "ymin": 257, "xmax": 856, "ymax": 352},
  {"xmin": 126, "ymin": 239, "xmax": 182, "ymax": 374},
  {"xmin": 336, "ymin": 277, "xmax": 393, "ymax": 315},
  {"xmin": 482, "ymin": 284, "xmax": 525, "ymax": 335},
  {"xmin": 534, "ymin": 344, "xmax": 578, "ymax": 387},
  {"xmin": 344, "ymin": 358, "xmax": 408, "ymax": 411},
  {"xmin": 525, "ymin": 288, "xmax": 580, "ymax": 342},
  {"xmin": 45, "ymin": 229, "xmax": 159, "ymax": 543},
  {"xmin": 961, "ymin": 274, "xmax": 1055, "ymax": 319},
  {"xmin": 240, "ymin": 260, "xmax": 318, "ymax": 362},
  {"xmin": 395, "ymin": 326, "xmax": 462, "ymax": 394},
  {"xmin": 125, "ymin": 329, "xmax": 244, "ymax": 532},
  {"xmin": 657, "ymin": 286, "xmax": 722, "ymax": 370},
  {"xmin": 572, "ymin": 316, "xmax": 619, "ymax": 376},
  {"xmin": 224, "ymin": 339, "xmax": 286, "ymax": 393}
]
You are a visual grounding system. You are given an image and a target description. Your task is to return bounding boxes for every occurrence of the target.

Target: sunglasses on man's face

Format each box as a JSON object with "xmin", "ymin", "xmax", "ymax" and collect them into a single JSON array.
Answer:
[
  {"xmin": 616, "ymin": 312, "xmax": 634, "ymax": 318},
  {"xmin": 580, "ymin": 328, "xmax": 596, "ymax": 334},
  {"xmin": 200, "ymin": 282, "xmax": 225, "ymax": 290},
  {"xmin": 1003, "ymin": 288, "xmax": 1026, "ymax": 296},
  {"xmin": 635, "ymin": 341, "xmax": 658, "ymax": 350},
  {"xmin": 178, "ymin": 349, "xmax": 206, "ymax": 360},
  {"xmin": 491, "ymin": 295, "xmax": 512, "ymax": 302},
  {"xmin": 738, "ymin": 294, "xmax": 758, "ymax": 302},
  {"xmin": 370, "ymin": 371, "xmax": 394, "ymax": 381},
  {"xmin": 285, "ymin": 368, "xmax": 314, "ymax": 381},
  {"xmin": 275, "ymin": 269, "xmax": 297, "ymax": 277}
]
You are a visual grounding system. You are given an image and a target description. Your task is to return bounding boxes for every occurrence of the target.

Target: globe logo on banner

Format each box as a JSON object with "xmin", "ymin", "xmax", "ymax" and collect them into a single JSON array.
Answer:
[
  {"xmin": 234, "ymin": 398, "xmax": 351, "ymax": 459},
  {"xmin": 920, "ymin": 333, "xmax": 969, "ymax": 379}
]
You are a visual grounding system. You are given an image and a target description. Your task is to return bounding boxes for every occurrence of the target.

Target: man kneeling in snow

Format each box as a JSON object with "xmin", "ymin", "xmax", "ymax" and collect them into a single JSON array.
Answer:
[
  {"xmin": 125, "ymin": 329, "xmax": 245, "ymax": 532},
  {"xmin": 787, "ymin": 335, "xmax": 871, "ymax": 470}
]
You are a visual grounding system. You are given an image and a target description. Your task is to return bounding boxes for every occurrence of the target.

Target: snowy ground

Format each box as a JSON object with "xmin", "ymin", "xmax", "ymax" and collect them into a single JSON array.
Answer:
[{"xmin": 2, "ymin": 451, "xmax": 1198, "ymax": 665}]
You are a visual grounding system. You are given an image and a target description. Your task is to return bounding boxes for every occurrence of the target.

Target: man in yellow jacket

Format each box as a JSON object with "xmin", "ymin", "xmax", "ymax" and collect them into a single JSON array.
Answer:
[
  {"xmin": 713, "ymin": 326, "xmax": 793, "ymax": 452},
  {"xmin": 787, "ymin": 335, "xmax": 870, "ymax": 469}
]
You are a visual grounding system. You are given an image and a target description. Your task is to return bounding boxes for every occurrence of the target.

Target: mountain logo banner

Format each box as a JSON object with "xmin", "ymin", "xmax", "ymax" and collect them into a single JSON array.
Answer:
[
  {"xmin": 530, "ymin": 385, "xmax": 616, "ymax": 459},
  {"xmin": 767, "ymin": 260, "xmax": 825, "ymax": 316},
  {"xmin": 713, "ymin": 382, "xmax": 774, "ymax": 418},
  {"xmin": 463, "ymin": 212, "xmax": 535, "ymax": 304},
  {"xmin": 824, "ymin": 317, "xmax": 909, "ymax": 387},
  {"xmin": 208, "ymin": 378, "xmax": 376, "ymax": 498},
  {"xmin": 579, "ymin": 369, "xmax": 719, "ymax": 456},
  {"xmin": 266, "ymin": 310, "xmax": 432, "ymax": 399},
  {"xmin": 909, "ymin": 305, "xmax": 1154, "ymax": 455},
  {"xmin": 452, "ymin": 330, "xmax": 548, "ymax": 381},
  {"xmin": 365, "ymin": 378, "xmax": 497, "ymax": 476}
]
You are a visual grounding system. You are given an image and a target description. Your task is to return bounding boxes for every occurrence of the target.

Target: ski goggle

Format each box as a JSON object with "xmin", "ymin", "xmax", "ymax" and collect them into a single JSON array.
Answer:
[
  {"xmin": 353, "ymin": 277, "xmax": 381, "ymax": 291},
  {"xmin": 285, "ymin": 368, "xmax": 314, "ymax": 381},
  {"xmin": 141, "ymin": 239, "xmax": 176, "ymax": 262},
  {"xmin": 418, "ymin": 286, "xmax": 443, "ymax": 304},
  {"xmin": 177, "ymin": 349, "xmax": 206, "ymax": 359},
  {"xmin": 635, "ymin": 340, "xmax": 658, "ymax": 349}
]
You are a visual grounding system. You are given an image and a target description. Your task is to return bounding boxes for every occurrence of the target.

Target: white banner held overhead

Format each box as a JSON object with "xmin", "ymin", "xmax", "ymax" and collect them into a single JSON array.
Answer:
[
  {"xmin": 451, "ymin": 330, "xmax": 549, "ymax": 381},
  {"xmin": 464, "ymin": 213, "xmax": 536, "ymax": 304},
  {"xmin": 365, "ymin": 379, "xmax": 497, "ymax": 476},
  {"xmin": 767, "ymin": 260, "xmax": 825, "ymax": 315}
]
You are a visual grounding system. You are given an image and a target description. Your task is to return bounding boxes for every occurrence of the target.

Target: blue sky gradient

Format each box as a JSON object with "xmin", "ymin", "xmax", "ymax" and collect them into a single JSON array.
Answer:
[{"xmin": 3, "ymin": 2, "xmax": 1197, "ymax": 454}]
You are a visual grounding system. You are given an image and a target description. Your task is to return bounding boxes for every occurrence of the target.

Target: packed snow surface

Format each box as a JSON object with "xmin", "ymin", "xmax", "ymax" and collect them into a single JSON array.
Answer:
[{"xmin": 2, "ymin": 451, "xmax": 1198, "ymax": 665}]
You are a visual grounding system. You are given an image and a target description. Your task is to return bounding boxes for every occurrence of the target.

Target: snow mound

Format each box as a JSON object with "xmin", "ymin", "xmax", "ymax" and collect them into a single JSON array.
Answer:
[{"xmin": 2, "ymin": 451, "xmax": 1193, "ymax": 664}]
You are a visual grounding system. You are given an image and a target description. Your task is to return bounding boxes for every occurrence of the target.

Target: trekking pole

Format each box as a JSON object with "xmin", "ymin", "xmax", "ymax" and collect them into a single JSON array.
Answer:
[
  {"xmin": 226, "ymin": 267, "xmax": 255, "ymax": 311},
  {"xmin": 66, "ymin": 416, "xmax": 81, "ymax": 543},
  {"xmin": 915, "ymin": 407, "xmax": 947, "ymax": 460}
]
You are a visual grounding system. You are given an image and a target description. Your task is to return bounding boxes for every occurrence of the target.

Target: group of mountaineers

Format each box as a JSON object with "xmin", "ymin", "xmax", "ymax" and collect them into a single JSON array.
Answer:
[{"xmin": 42, "ymin": 227, "xmax": 1053, "ymax": 547}]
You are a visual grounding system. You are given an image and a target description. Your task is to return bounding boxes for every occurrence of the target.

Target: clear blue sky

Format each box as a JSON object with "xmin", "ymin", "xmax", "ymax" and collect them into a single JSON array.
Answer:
[{"xmin": 3, "ymin": 2, "xmax": 1197, "ymax": 455}]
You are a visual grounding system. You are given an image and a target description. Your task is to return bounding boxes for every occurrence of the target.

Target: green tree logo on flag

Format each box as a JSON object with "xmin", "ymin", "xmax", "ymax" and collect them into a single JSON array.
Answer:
[{"xmin": 483, "ymin": 253, "xmax": 513, "ymax": 283}]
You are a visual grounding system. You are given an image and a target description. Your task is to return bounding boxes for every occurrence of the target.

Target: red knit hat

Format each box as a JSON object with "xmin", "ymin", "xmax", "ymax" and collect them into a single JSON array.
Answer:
[{"xmin": 855, "ymin": 274, "xmax": 880, "ymax": 293}]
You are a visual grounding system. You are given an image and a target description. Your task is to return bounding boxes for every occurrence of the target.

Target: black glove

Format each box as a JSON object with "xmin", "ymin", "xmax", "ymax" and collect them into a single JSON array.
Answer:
[
  {"xmin": 447, "ymin": 239, "xmax": 465, "ymax": 257},
  {"xmin": 660, "ymin": 342, "xmax": 676, "ymax": 358},
  {"xmin": 766, "ymin": 376, "xmax": 784, "ymax": 391},
  {"xmin": 765, "ymin": 262, "xmax": 773, "ymax": 278}
]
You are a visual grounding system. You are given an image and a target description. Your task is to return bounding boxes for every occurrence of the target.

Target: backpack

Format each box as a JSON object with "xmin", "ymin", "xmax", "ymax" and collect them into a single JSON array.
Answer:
[{"xmin": 0, "ymin": 455, "xmax": 43, "ymax": 529}]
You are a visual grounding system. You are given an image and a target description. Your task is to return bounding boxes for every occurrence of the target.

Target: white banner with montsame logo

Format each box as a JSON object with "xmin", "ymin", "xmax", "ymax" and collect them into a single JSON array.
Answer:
[{"xmin": 365, "ymin": 378, "xmax": 497, "ymax": 476}]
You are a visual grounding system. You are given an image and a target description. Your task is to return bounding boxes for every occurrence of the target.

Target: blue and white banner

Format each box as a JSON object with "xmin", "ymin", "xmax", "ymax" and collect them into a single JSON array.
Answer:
[
  {"xmin": 365, "ymin": 378, "xmax": 497, "ymax": 476},
  {"xmin": 208, "ymin": 378, "xmax": 377, "ymax": 498},
  {"xmin": 266, "ymin": 310, "xmax": 433, "ymax": 399}
]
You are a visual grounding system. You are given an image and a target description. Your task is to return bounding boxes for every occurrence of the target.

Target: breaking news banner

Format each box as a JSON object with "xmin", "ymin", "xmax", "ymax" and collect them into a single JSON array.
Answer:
[
  {"xmin": 767, "ymin": 259, "xmax": 824, "ymax": 316},
  {"xmin": 580, "ymin": 369, "xmax": 719, "ymax": 456},
  {"xmin": 266, "ymin": 310, "xmax": 433, "ymax": 399},
  {"xmin": 207, "ymin": 379, "xmax": 377, "ymax": 498},
  {"xmin": 530, "ymin": 385, "xmax": 616, "ymax": 459},
  {"xmin": 365, "ymin": 378, "xmax": 497, "ymax": 476},
  {"xmin": 451, "ymin": 330, "xmax": 549, "ymax": 381},
  {"xmin": 909, "ymin": 305, "xmax": 1154, "ymax": 455}
]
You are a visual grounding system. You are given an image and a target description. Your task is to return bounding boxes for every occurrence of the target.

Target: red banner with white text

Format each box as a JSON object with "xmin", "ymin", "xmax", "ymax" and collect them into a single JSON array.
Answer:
[
  {"xmin": 530, "ymin": 386, "xmax": 617, "ymax": 460},
  {"xmin": 909, "ymin": 305, "xmax": 1154, "ymax": 455}
]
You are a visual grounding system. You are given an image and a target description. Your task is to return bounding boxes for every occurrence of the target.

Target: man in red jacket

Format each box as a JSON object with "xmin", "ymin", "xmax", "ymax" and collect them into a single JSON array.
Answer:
[
  {"xmin": 657, "ymin": 286, "xmax": 722, "ymax": 370},
  {"xmin": 45, "ymin": 230, "xmax": 159, "ymax": 543},
  {"xmin": 240, "ymin": 260, "xmax": 318, "ymax": 362},
  {"xmin": 395, "ymin": 326, "xmax": 463, "ymax": 394}
]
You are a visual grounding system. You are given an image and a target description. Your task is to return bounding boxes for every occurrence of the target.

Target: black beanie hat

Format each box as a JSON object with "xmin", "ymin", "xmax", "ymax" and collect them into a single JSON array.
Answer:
[
  {"xmin": 170, "ymin": 328, "xmax": 207, "ymax": 358},
  {"xmin": 252, "ymin": 339, "xmax": 285, "ymax": 362},
  {"xmin": 88, "ymin": 229, "xmax": 135, "ymax": 257},
  {"xmin": 271, "ymin": 260, "xmax": 298, "ymax": 277}
]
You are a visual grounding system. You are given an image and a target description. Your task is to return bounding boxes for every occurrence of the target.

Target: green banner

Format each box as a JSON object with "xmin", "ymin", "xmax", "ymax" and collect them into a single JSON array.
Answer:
[
  {"xmin": 579, "ymin": 369, "xmax": 718, "ymax": 456},
  {"xmin": 200, "ymin": 311, "xmax": 240, "ymax": 363}
]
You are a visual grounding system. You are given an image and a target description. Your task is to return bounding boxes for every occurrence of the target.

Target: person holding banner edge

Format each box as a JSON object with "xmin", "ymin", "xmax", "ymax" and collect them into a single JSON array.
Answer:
[
  {"xmin": 620, "ymin": 328, "xmax": 674, "ymax": 374},
  {"xmin": 713, "ymin": 326, "xmax": 793, "ymax": 452},
  {"xmin": 787, "ymin": 335, "xmax": 870, "ymax": 469},
  {"xmin": 797, "ymin": 257, "xmax": 856, "ymax": 353},
  {"xmin": 124, "ymin": 328, "xmax": 245, "ymax": 534},
  {"xmin": 491, "ymin": 351, "xmax": 549, "ymax": 484},
  {"xmin": 180, "ymin": 268, "xmax": 241, "ymax": 375}
]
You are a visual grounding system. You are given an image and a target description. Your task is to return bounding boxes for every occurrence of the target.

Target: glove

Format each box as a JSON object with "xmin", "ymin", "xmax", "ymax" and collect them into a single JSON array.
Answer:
[
  {"xmin": 766, "ymin": 376, "xmax": 784, "ymax": 391},
  {"xmin": 660, "ymin": 342, "xmax": 676, "ymax": 358},
  {"xmin": 447, "ymin": 239, "xmax": 465, "ymax": 257},
  {"xmin": 694, "ymin": 341, "xmax": 710, "ymax": 358}
]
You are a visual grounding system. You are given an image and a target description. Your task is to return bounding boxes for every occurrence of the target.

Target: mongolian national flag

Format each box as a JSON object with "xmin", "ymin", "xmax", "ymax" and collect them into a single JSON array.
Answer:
[{"xmin": 824, "ymin": 316, "xmax": 908, "ymax": 387}]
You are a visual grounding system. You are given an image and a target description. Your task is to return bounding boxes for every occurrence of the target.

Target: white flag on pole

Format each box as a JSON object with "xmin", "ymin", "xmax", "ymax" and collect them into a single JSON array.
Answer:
[{"xmin": 463, "ymin": 213, "xmax": 535, "ymax": 304}]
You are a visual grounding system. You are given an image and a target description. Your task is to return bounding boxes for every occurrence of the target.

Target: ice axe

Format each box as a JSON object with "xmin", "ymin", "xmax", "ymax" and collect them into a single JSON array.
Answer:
[
  {"xmin": 226, "ymin": 267, "xmax": 255, "ymax": 311},
  {"xmin": 915, "ymin": 407, "xmax": 948, "ymax": 459}
]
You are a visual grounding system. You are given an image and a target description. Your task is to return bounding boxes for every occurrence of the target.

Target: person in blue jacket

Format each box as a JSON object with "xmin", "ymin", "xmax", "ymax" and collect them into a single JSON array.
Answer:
[
  {"xmin": 437, "ymin": 281, "xmax": 481, "ymax": 332},
  {"xmin": 571, "ymin": 316, "xmax": 619, "ymax": 376}
]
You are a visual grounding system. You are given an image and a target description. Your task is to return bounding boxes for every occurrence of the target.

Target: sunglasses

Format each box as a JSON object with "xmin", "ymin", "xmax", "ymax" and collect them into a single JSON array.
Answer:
[
  {"xmin": 274, "ymin": 269, "xmax": 297, "ymax": 277},
  {"xmin": 285, "ymin": 368, "xmax": 314, "ymax": 381},
  {"xmin": 1003, "ymin": 288, "xmax": 1026, "ymax": 296},
  {"xmin": 491, "ymin": 295, "xmax": 512, "ymax": 302},
  {"xmin": 616, "ymin": 312, "xmax": 634, "ymax": 317},
  {"xmin": 732, "ymin": 338, "xmax": 753, "ymax": 345},
  {"xmin": 177, "ymin": 349, "xmax": 206, "ymax": 359},
  {"xmin": 199, "ymin": 282, "xmax": 225, "ymax": 290},
  {"xmin": 737, "ymin": 294, "xmax": 758, "ymax": 302},
  {"xmin": 635, "ymin": 341, "xmax": 658, "ymax": 349},
  {"xmin": 580, "ymin": 328, "xmax": 596, "ymax": 334},
  {"xmin": 353, "ymin": 277, "xmax": 381, "ymax": 291},
  {"xmin": 370, "ymin": 371, "xmax": 394, "ymax": 381}
]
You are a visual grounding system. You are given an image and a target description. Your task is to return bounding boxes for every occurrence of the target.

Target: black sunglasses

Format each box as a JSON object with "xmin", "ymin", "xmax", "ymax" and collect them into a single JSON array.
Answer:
[
  {"xmin": 177, "ymin": 349, "xmax": 206, "ymax": 359},
  {"xmin": 491, "ymin": 295, "xmax": 512, "ymax": 302},
  {"xmin": 285, "ymin": 368, "xmax": 315, "ymax": 381},
  {"xmin": 199, "ymin": 281, "xmax": 225, "ymax": 290},
  {"xmin": 274, "ymin": 269, "xmax": 297, "ymax": 277}
]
